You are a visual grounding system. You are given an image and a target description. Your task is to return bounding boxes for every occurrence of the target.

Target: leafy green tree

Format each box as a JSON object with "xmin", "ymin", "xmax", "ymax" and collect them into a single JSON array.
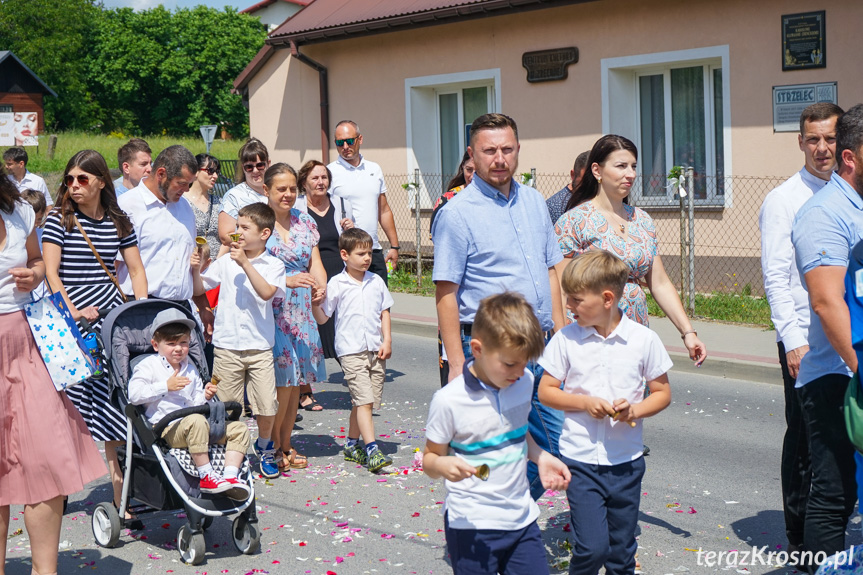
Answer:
[{"xmin": 0, "ymin": 0, "xmax": 103, "ymax": 130}]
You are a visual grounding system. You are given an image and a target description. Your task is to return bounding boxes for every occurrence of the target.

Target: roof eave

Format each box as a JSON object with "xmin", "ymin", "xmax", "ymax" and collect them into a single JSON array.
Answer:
[{"xmin": 0, "ymin": 52, "xmax": 58, "ymax": 97}]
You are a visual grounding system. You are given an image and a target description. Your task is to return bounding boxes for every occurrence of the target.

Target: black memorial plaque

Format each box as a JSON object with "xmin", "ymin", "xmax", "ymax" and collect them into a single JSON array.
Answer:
[
  {"xmin": 522, "ymin": 47, "xmax": 578, "ymax": 83},
  {"xmin": 782, "ymin": 11, "xmax": 826, "ymax": 71}
]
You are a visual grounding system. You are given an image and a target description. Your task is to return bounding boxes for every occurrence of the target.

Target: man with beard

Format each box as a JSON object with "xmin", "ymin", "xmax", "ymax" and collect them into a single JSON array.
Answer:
[
  {"xmin": 117, "ymin": 146, "xmax": 213, "ymax": 335},
  {"xmin": 432, "ymin": 113, "xmax": 565, "ymax": 501},
  {"xmin": 791, "ymin": 104, "xmax": 863, "ymax": 572}
]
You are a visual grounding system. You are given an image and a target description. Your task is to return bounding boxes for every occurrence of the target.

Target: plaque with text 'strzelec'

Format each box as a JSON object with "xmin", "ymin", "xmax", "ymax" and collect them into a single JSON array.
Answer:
[{"xmin": 522, "ymin": 47, "xmax": 578, "ymax": 83}]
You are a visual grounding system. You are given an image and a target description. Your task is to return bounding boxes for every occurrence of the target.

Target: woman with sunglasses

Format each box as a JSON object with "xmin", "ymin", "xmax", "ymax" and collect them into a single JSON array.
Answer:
[
  {"xmin": 185, "ymin": 153, "xmax": 222, "ymax": 257},
  {"xmin": 42, "ymin": 150, "xmax": 148, "ymax": 526},
  {"xmin": 218, "ymin": 138, "xmax": 270, "ymax": 257}
]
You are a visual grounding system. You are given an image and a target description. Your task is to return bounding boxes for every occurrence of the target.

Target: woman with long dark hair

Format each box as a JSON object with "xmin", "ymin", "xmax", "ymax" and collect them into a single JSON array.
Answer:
[
  {"xmin": 0, "ymin": 166, "xmax": 106, "ymax": 575},
  {"xmin": 42, "ymin": 150, "xmax": 148, "ymax": 524},
  {"xmin": 185, "ymin": 153, "xmax": 222, "ymax": 257},
  {"xmin": 555, "ymin": 134, "xmax": 706, "ymax": 362}
]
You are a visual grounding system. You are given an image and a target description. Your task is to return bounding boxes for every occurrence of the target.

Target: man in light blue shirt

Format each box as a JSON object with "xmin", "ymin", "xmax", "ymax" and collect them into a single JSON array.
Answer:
[
  {"xmin": 790, "ymin": 103, "xmax": 863, "ymax": 572},
  {"xmin": 114, "ymin": 138, "xmax": 152, "ymax": 196},
  {"xmin": 432, "ymin": 113, "xmax": 564, "ymax": 500}
]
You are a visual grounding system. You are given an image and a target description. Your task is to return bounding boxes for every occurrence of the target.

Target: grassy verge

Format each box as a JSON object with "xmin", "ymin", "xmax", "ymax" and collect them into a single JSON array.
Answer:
[
  {"xmin": 388, "ymin": 266, "xmax": 435, "ymax": 297},
  {"xmin": 23, "ymin": 130, "xmax": 242, "ymax": 174}
]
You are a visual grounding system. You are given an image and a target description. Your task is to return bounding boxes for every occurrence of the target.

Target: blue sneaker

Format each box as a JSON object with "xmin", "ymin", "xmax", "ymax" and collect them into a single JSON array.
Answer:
[{"xmin": 253, "ymin": 440, "xmax": 280, "ymax": 479}]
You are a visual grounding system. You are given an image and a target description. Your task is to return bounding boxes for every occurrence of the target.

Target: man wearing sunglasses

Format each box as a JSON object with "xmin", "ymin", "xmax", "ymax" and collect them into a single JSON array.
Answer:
[{"xmin": 328, "ymin": 120, "xmax": 400, "ymax": 285}]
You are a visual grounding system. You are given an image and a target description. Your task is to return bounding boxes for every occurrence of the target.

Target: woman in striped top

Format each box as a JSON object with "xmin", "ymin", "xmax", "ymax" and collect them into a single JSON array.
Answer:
[{"xmin": 42, "ymin": 150, "xmax": 148, "ymax": 522}]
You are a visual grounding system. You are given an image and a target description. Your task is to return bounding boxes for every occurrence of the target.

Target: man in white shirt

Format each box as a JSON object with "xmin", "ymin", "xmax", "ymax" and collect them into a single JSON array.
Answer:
[
  {"xmin": 328, "ymin": 120, "xmax": 400, "ymax": 285},
  {"xmin": 117, "ymin": 145, "xmax": 214, "ymax": 337},
  {"xmin": 3, "ymin": 147, "xmax": 52, "ymax": 207},
  {"xmin": 113, "ymin": 138, "xmax": 152, "ymax": 196},
  {"xmin": 759, "ymin": 101, "xmax": 843, "ymax": 557}
]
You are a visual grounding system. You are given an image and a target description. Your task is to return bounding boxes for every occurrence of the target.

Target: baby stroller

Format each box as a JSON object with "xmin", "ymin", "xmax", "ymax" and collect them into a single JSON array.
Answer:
[{"xmin": 89, "ymin": 299, "xmax": 260, "ymax": 565}]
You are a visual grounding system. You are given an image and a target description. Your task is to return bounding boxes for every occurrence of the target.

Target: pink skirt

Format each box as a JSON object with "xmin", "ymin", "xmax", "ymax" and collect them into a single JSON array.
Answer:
[{"xmin": 0, "ymin": 310, "xmax": 107, "ymax": 506}]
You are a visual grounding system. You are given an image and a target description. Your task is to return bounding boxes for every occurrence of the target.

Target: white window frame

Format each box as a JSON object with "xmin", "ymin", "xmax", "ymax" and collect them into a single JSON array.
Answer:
[
  {"xmin": 405, "ymin": 69, "xmax": 501, "ymax": 209},
  {"xmin": 601, "ymin": 46, "xmax": 732, "ymax": 208}
]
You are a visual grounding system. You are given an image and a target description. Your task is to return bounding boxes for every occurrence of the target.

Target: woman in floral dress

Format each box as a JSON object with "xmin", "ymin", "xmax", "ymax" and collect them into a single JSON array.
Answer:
[{"xmin": 265, "ymin": 163, "xmax": 327, "ymax": 470}]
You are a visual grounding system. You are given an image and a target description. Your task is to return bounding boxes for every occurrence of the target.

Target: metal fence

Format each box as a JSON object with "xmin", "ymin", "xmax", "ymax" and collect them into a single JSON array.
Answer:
[{"xmin": 381, "ymin": 171, "xmax": 786, "ymax": 298}]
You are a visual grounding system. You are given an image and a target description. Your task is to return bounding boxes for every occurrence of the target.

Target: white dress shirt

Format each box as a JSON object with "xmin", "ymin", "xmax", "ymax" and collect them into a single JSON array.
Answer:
[
  {"xmin": 319, "ymin": 269, "xmax": 394, "ymax": 357},
  {"xmin": 128, "ymin": 354, "xmax": 206, "ymax": 426},
  {"xmin": 9, "ymin": 170, "xmax": 52, "ymax": 206},
  {"xmin": 538, "ymin": 314, "xmax": 673, "ymax": 466},
  {"xmin": 117, "ymin": 182, "xmax": 197, "ymax": 300},
  {"xmin": 0, "ymin": 202, "xmax": 35, "ymax": 313},
  {"xmin": 328, "ymin": 155, "xmax": 386, "ymax": 250},
  {"xmin": 759, "ymin": 168, "xmax": 828, "ymax": 351},
  {"xmin": 200, "ymin": 250, "xmax": 286, "ymax": 351}
]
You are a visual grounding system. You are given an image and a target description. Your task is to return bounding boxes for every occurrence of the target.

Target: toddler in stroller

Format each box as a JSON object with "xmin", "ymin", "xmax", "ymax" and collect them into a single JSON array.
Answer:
[{"xmin": 90, "ymin": 300, "xmax": 259, "ymax": 565}]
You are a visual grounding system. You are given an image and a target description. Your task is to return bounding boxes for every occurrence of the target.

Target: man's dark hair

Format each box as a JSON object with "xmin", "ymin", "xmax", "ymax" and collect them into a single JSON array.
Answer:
[
  {"xmin": 573, "ymin": 150, "xmax": 590, "ymax": 174},
  {"xmin": 799, "ymin": 103, "xmax": 844, "ymax": 135},
  {"xmin": 836, "ymin": 104, "xmax": 863, "ymax": 160},
  {"xmin": 153, "ymin": 145, "xmax": 197, "ymax": 181},
  {"xmin": 3, "ymin": 147, "xmax": 27, "ymax": 165},
  {"xmin": 117, "ymin": 138, "xmax": 151, "ymax": 169},
  {"xmin": 238, "ymin": 202, "xmax": 275, "ymax": 233},
  {"xmin": 339, "ymin": 227, "xmax": 373, "ymax": 254},
  {"xmin": 469, "ymin": 113, "xmax": 519, "ymax": 147}
]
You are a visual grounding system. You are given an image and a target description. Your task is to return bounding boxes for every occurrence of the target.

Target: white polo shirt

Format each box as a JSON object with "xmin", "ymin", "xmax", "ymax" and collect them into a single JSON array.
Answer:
[
  {"xmin": 128, "ymin": 354, "xmax": 206, "ymax": 426},
  {"xmin": 9, "ymin": 170, "xmax": 52, "ymax": 206},
  {"xmin": 328, "ymin": 155, "xmax": 386, "ymax": 249},
  {"xmin": 539, "ymin": 314, "xmax": 673, "ymax": 466},
  {"xmin": 319, "ymin": 269, "xmax": 393, "ymax": 357},
  {"xmin": 200, "ymin": 250, "xmax": 285, "ymax": 351},
  {"xmin": 220, "ymin": 182, "xmax": 267, "ymax": 220},
  {"xmin": 425, "ymin": 362, "xmax": 539, "ymax": 531},
  {"xmin": 117, "ymin": 182, "xmax": 197, "ymax": 300}
]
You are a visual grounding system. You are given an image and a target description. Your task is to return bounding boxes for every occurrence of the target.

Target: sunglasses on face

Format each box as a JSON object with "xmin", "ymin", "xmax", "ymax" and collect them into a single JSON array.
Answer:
[
  {"xmin": 243, "ymin": 161, "xmax": 267, "ymax": 173},
  {"xmin": 200, "ymin": 167, "xmax": 220, "ymax": 176},
  {"xmin": 64, "ymin": 174, "xmax": 91, "ymax": 186},
  {"xmin": 335, "ymin": 137, "xmax": 358, "ymax": 147}
]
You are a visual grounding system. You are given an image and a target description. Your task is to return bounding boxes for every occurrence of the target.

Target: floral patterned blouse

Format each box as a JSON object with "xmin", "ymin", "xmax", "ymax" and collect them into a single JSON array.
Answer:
[{"xmin": 555, "ymin": 201, "xmax": 658, "ymax": 325}]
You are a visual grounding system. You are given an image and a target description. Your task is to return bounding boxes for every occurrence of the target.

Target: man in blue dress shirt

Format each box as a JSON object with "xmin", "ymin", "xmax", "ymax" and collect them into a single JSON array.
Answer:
[
  {"xmin": 432, "ymin": 112, "xmax": 565, "ymax": 500},
  {"xmin": 791, "ymin": 103, "xmax": 863, "ymax": 572}
]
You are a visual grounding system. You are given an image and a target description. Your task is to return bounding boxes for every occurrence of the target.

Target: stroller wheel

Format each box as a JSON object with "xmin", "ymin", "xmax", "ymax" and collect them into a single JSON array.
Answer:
[
  {"xmin": 177, "ymin": 524, "xmax": 206, "ymax": 565},
  {"xmin": 232, "ymin": 516, "xmax": 260, "ymax": 555},
  {"xmin": 92, "ymin": 503, "xmax": 122, "ymax": 548}
]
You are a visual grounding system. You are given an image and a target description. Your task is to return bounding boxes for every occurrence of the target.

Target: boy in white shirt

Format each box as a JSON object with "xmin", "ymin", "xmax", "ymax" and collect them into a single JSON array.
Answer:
[
  {"xmin": 129, "ymin": 308, "xmax": 251, "ymax": 499},
  {"xmin": 191, "ymin": 202, "xmax": 285, "ymax": 479},
  {"xmin": 423, "ymin": 292, "xmax": 571, "ymax": 574},
  {"xmin": 312, "ymin": 228, "xmax": 394, "ymax": 472},
  {"xmin": 538, "ymin": 250, "xmax": 673, "ymax": 575}
]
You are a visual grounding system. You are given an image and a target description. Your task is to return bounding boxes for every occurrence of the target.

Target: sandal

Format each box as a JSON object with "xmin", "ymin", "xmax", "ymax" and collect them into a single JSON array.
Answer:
[
  {"xmin": 285, "ymin": 447, "xmax": 308, "ymax": 469},
  {"xmin": 299, "ymin": 392, "xmax": 323, "ymax": 412}
]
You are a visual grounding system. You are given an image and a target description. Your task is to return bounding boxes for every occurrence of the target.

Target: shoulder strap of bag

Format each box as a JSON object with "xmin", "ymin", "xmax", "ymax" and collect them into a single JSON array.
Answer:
[{"xmin": 73, "ymin": 215, "xmax": 129, "ymax": 303}]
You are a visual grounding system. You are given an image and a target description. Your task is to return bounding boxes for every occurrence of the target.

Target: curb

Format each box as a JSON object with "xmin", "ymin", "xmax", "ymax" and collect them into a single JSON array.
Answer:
[{"xmin": 390, "ymin": 316, "xmax": 782, "ymax": 386}]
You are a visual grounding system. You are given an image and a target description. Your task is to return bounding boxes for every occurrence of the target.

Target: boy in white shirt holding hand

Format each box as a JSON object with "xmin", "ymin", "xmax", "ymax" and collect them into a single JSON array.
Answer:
[
  {"xmin": 312, "ymin": 228, "xmax": 394, "ymax": 473},
  {"xmin": 538, "ymin": 250, "xmax": 673, "ymax": 575},
  {"xmin": 191, "ymin": 202, "xmax": 285, "ymax": 479}
]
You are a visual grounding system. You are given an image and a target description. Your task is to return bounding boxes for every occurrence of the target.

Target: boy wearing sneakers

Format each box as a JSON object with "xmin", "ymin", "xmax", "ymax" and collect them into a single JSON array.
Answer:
[
  {"xmin": 191, "ymin": 202, "xmax": 285, "ymax": 478},
  {"xmin": 538, "ymin": 250, "xmax": 673, "ymax": 575},
  {"xmin": 423, "ymin": 292, "xmax": 571, "ymax": 574},
  {"xmin": 311, "ymin": 228, "xmax": 394, "ymax": 472},
  {"xmin": 129, "ymin": 309, "xmax": 251, "ymax": 499}
]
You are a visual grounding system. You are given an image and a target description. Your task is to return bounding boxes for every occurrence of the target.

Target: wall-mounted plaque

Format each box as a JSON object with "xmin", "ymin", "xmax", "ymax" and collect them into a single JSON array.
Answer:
[
  {"xmin": 772, "ymin": 82, "xmax": 837, "ymax": 132},
  {"xmin": 522, "ymin": 47, "xmax": 578, "ymax": 83},
  {"xmin": 782, "ymin": 11, "xmax": 826, "ymax": 71}
]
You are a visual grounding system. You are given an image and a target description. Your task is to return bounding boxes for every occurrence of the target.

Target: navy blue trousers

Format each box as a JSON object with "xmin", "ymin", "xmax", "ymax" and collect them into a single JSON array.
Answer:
[
  {"xmin": 563, "ymin": 456, "xmax": 645, "ymax": 575},
  {"xmin": 444, "ymin": 513, "xmax": 549, "ymax": 575}
]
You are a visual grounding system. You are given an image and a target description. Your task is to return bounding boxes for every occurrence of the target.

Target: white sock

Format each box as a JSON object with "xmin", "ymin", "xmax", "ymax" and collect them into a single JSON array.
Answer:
[
  {"xmin": 223, "ymin": 465, "xmax": 240, "ymax": 479},
  {"xmin": 256, "ymin": 436, "xmax": 270, "ymax": 450},
  {"xmin": 197, "ymin": 462, "xmax": 214, "ymax": 478}
]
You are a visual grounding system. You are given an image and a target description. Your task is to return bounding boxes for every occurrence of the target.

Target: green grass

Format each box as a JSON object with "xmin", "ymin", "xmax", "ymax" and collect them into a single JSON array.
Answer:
[
  {"xmin": 388, "ymin": 266, "xmax": 435, "ymax": 297},
  {"xmin": 646, "ymin": 291, "xmax": 773, "ymax": 327},
  {"xmin": 23, "ymin": 130, "xmax": 243, "ymax": 174}
]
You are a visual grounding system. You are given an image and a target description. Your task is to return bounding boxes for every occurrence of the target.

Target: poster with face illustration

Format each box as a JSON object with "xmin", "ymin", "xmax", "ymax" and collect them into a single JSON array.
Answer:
[
  {"xmin": 0, "ymin": 113, "xmax": 12, "ymax": 146},
  {"xmin": 13, "ymin": 112, "xmax": 38, "ymax": 146}
]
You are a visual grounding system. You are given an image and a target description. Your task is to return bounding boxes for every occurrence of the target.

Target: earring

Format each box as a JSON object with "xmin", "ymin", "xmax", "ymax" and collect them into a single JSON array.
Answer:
[{"xmin": 597, "ymin": 176, "xmax": 602, "ymax": 184}]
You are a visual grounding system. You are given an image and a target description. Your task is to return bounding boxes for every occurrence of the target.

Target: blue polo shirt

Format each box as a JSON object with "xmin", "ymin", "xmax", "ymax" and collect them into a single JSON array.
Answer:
[
  {"xmin": 791, "ymin": 173, "xmax": 863, "ymax": 386},
  {"xmin": 431, "ymin": 175, "xmax": 562, "ymax": 331}
]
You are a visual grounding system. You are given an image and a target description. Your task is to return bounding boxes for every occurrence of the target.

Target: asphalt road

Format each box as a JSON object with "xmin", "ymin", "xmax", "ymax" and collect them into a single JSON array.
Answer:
[{"xmin": 5, "ymin": 333, "xmax": 860, "ymax": 574}]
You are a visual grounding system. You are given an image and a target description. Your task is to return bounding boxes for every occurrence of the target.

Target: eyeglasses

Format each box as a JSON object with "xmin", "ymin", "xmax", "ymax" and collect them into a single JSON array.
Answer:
[
  {"xmin": 243, "ymin": 161, "xmax": 267, "ymax": 173},
  {"xmin": 200, "ymin": 167, "xmax": 220, "ymax": 176},
  {"xmin": 335, "ymin": 137, "xmax": 358, "ymax": 147},
  {"xmin": 64, "ymin": 174, "xmax": 91, "ymax": 186}
]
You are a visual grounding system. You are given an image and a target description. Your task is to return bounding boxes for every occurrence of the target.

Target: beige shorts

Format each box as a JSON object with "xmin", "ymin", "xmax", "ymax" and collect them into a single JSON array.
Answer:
[
  {"xmin": 213, "ymin": 347, "xmax": 278, "ymax": 417},
  {"xmin": 161, "ymin": 415, "xmax": 250, "ymax": 455},
  {"xmin": 340, "ymin": 351, "xmax": 385, "ymax": 409}
]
